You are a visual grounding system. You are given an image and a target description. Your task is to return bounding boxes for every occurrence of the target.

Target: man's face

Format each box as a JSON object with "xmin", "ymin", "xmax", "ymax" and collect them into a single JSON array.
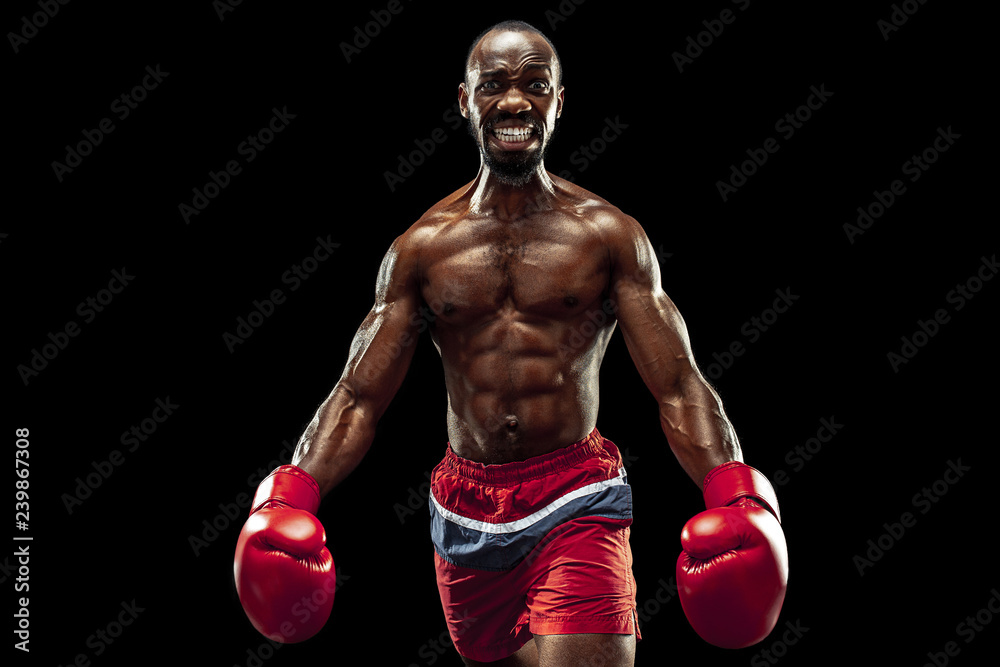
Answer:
[{"xmin": 459, "ymin": 30, "xmax": 564, "ymax": 186}]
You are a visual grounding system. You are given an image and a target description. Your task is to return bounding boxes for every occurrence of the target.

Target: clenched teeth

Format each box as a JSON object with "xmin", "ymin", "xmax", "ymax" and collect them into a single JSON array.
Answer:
[{"xmin": 493, "ymin": 127, "xmax": 534, "ymax": 140}]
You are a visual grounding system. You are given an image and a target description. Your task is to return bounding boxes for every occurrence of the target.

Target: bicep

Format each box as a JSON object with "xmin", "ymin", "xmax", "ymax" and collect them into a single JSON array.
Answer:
[
  {"xmin": 609, "ymin": 218, "xmax": 702, "ymax": 399},
  {"xmin": 339, "ymin": 238, "xmax": 423, "ymax": 418}
]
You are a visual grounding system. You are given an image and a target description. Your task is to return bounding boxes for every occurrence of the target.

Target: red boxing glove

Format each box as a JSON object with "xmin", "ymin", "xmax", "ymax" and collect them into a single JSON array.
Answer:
[
  {"xmin": 676, "ymin": 461, "xmax": 788, "ymax": 649},
  {"xmin": 234, "ymin": 465, "xmax": 335, "ymax": 643}
]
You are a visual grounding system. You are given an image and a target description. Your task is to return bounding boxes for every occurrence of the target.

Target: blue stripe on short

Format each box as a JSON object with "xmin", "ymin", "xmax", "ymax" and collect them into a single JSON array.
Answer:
[{"xmin": 430, "ymin": 477, "xmax": 633, "ymax": 572}]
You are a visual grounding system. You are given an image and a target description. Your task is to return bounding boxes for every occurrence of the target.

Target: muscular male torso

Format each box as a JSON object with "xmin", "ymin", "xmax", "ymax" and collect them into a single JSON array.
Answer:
[{"xmin": 409, "ymin": 172, "xmax": 629, "ymax": 464}]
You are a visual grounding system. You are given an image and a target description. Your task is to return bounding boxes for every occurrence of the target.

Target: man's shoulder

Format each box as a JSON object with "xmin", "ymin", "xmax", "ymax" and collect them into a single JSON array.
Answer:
[
  {"xmin": 397, "ymin": 180, "xmax": 476, "ymax": 243},
  {"xmin": 547, "ymin": 173, "xmax": 645, "ymax": 239}
]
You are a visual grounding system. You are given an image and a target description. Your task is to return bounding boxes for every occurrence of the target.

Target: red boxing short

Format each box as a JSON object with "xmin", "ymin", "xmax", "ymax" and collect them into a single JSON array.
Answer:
[{"xmin": 429, "ymin": 428, "xmax": 640, "ymax": 662}]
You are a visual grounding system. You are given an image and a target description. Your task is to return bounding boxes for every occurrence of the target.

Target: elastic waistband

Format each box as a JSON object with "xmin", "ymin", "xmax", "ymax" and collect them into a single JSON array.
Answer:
[{"xmin": 440, "ymin": 428, "xmax": 613, "ymax": 486}]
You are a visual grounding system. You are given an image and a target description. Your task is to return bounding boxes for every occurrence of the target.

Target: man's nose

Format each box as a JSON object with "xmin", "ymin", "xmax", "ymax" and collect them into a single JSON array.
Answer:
[{"xmin": 497, "ymin": 87, "xmax": 531, "ymax": 114}]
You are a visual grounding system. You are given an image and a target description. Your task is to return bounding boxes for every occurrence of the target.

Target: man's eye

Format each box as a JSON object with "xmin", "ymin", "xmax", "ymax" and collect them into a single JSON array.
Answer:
[
  {"xmin": 481, "ymin": 81, "xmax": 500, "ymax": 90},
  {"xmin": 529, "ymin": 81, "xmax": 549, "ymax": 90}
]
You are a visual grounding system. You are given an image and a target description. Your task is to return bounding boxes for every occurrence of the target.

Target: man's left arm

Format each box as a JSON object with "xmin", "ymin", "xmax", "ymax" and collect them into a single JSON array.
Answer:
[
  {"xmin": 608, "ymin": 213, "xmax": 788, "ymax": 649},
  {"xmin": 608, "ymin": 214, "xmax": 739, "ymax": 489}
]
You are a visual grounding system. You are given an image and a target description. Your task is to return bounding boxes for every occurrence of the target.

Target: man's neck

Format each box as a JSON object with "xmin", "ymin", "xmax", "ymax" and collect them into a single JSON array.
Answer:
[{"xmin": 467, "ymin": 163, "xmax": 557, "ymax": 220}]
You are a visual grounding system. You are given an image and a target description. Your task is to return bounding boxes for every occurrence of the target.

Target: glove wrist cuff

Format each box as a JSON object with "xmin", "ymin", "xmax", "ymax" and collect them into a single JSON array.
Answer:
[
  {"xmin": 703, "ymin": 461, "xmax": 781, "ymax": 524},
  {"xmin": 250, "ymin": 465, "xmax": 322, "ymax": 516}
]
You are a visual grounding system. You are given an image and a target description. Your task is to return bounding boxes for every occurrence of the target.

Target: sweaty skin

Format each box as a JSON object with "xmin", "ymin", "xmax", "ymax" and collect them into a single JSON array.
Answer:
[{"xmin": 293, "ymin": 30, "xmax": 740, "ymax": 497}]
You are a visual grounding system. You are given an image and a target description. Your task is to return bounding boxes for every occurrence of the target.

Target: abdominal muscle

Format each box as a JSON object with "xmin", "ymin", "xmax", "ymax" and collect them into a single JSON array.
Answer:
[{"xmin": 438, "ymin": 320, "xmax": 608, "ymax": 464}]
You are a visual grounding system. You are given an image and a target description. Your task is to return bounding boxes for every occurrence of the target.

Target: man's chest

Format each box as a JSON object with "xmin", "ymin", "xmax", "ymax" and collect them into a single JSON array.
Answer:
[{"xmin": 419, "ymin": 216, "xmax": 612, "ymax": 321}]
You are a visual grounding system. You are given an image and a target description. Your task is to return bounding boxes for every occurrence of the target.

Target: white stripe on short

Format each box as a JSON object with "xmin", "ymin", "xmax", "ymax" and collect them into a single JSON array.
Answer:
[{"xmin": 430, "ymin": 467, "xmax": 627, "ymax": 535}]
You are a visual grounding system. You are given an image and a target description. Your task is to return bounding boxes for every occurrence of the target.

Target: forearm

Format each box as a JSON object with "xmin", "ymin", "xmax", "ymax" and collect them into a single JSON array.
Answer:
[
  {"xmin": 660, "ymin": 371, "xmax": 742, "ymax": 490},
  {"xmin": 291, "ymin": 382, "xmax": 378, "ymax": 498}
]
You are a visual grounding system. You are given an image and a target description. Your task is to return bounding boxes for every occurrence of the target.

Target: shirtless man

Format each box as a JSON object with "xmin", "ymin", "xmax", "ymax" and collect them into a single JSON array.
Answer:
[{"xmin": 234, "ymin": 20, "xmax": 788, "ymax": 667}]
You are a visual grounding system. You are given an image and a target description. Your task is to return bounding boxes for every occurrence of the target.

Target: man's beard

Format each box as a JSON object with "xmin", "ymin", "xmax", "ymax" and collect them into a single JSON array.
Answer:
[{"xmin": 470, "ymin": 112, "xmax": 557, "ymax": 187}]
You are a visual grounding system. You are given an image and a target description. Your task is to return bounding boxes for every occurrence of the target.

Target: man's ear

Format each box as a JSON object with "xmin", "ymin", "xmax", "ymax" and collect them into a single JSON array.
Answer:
[
  {"xmin": 556, "ymin": 86, "xmax": 565, "ymax": 118},
  {"xmin": 458, "ymin": 82, "xmax": 470, "ymax": 118}
]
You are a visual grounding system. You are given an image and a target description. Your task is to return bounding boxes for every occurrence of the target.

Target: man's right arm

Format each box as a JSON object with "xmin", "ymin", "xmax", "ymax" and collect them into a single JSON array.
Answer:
[
  {"xmin": 292, "ymin": 233, "xmax": 424, "ymax": 498},
  {"xmin": 234, "ymin": 234, "xmax": 423, "ymax": 643}
]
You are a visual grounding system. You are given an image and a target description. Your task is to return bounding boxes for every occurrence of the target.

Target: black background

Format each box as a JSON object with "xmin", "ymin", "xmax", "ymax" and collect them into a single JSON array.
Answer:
[{"xmin": 6, "ymin": 0, "xmax": 995, "ymax": 665}]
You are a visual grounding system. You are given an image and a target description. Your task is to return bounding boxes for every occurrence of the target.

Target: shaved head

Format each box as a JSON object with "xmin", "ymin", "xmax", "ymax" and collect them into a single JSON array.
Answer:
[{"xmin": 464, "ymin": 20, "xmax": 562, "ymax": 88}]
